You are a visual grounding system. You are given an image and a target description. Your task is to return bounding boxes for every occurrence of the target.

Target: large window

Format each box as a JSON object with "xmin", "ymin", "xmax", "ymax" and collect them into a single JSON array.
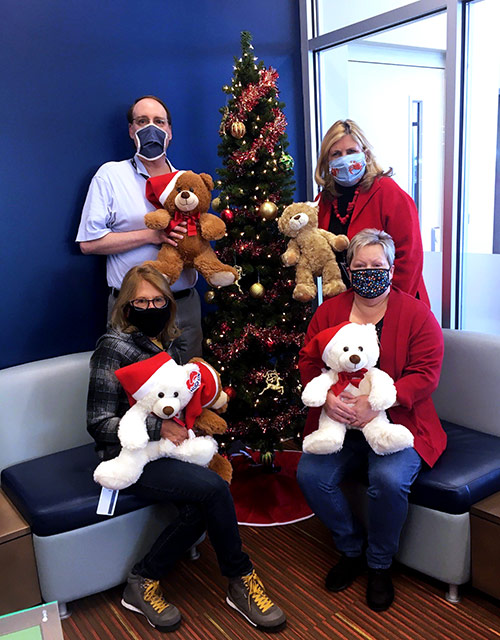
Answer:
[
  {"xmin": 459, "ymin": 0, "xmax": 500, "ymax": 333},
  {"xmin": 300, "ymin": 0, "xmax": 500, "ymax": 334},
  {"xmin": 315, "ymin": 12, "xmax": 446, "ymax": 315}
]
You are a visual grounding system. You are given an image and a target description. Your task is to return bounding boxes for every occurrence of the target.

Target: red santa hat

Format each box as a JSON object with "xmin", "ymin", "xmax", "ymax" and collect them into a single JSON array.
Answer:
[
  {"xmin": 115, "ymin": 354, "xmax": 221, "ymax": 430},
  {"xmin": 184, "ymin": 359, "xmax": 222, "ymax": 430},
  {"xmin": 115, "ymin": 352, "xmax": 178, "ymax": 405},
  {"xmin": 301, "ymin": 321, "xmax": 353, "ymax": 364},
  {"xmin": 145, "ymin": 170, "xmax": 186, "ymax": 208}
]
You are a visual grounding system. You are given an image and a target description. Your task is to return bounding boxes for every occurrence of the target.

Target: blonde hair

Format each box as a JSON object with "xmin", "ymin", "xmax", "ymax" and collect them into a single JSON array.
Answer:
[
  {"xmin": 346, "ymin": 229, "xmax": 395, "ymax": 268},
  {"xmin": 110, "ymin": 265, "xmax": 181, "ymax": 343},
  {"xmin": 314, "ymin": 119, "xmax": 392, "ymax": 196}
]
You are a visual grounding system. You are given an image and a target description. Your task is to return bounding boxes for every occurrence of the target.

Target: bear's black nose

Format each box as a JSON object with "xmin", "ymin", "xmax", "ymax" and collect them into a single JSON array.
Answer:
[
  {"xmin": 180, "ymin": 190, "xmax": 190, "ymax": 199},
  {"xmin": 162, "ymin": 405, "xmax": 174, "ymax": 416},
  {"xmin": 350, "ymin": 354, "xmax": 361, "ymax": 365},
  {"xmin": 293, "ymin": 214, "xmax": 301, "ymax": 220}
]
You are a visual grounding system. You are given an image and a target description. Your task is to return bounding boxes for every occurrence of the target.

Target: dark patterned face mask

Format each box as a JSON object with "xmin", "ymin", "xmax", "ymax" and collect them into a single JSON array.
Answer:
[{"xmin": 350, "ymin": 268, "xmax": 391, "ymax": 298}]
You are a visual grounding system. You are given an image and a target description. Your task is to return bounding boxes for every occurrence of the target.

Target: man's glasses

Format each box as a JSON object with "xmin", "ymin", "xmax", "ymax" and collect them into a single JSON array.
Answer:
[
  {"xmin": 132, "ymin": 117, "xmax": 168, "ymax": 128},
  {"xmin": 129, "ymin": 296, "xmax": 169, "ymax": 310}
]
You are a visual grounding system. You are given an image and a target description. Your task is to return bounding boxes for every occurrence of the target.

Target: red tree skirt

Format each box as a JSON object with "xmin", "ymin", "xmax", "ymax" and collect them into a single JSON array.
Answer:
[{"xmin": 230, "ymin": 450, "xmax": 313, "ymax": 526}]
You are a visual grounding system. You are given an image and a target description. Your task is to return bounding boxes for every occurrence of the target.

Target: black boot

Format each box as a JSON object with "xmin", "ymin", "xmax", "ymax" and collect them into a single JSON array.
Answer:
[
  {"xmin": 366, "ymin": 567, "xmax": 394, "ymax": 612},
  {"xmin": 325, "ymin": 554, "xmax": 366, "ymax": 592}
]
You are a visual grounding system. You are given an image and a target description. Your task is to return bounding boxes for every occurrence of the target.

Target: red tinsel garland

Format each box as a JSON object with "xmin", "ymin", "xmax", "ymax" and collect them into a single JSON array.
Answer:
[
  {"xmin": 218, "ymin": 239, "xmax": 284, "ymax": 262},
  {"xmin": 226, "ymin": 68, "xmax": 279, "ymax": 129},
  {"xmin": 226, "ymin": 405, "xmax": 307, "ymax": 437},
  {"xmin": 231, "ymin": 109, "xmax": 287, "ymax": 169},
  {"xmin": 208, "ymin": 324, "xmax": 305, "ymax": 362}
]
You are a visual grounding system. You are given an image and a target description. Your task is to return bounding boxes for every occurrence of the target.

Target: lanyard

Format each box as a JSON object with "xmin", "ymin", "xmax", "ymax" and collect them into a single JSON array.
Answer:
[
  {"xmin": 130, "ymin": 157, "xmax": 149, "ymax": 180},
  {"xmin": 131, "ymin": 157, "xmax": 173, "ymax": 181}
]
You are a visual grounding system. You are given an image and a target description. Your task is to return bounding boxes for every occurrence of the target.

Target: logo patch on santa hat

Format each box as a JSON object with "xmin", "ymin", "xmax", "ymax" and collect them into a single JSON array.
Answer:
[{"xmin": 187, "ymin": 369, "xmax": 202, "ymax": 394}]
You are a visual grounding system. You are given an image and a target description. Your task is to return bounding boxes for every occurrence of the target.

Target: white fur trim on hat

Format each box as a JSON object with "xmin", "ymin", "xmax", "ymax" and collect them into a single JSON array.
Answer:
[
  {"xmin": 133, "ymin": 358, "xmax": 178, "ymax": 401},
  {"xmin": 158, "ymin": 170, "xmax": 185, "ymax": 205}
]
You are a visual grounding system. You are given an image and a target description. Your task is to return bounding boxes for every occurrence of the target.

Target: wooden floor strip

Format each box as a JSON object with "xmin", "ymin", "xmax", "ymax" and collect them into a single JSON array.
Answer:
[{"xmin": 61, "ymin": 517, "xmax": 500, "ymax": 639}]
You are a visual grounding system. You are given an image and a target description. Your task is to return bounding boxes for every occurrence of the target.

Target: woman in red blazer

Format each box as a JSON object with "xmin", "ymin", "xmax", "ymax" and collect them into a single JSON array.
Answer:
[
  {"xmin": 315, "ymin": 119, "xmax": 429, "ymax": 306},
  {"xmin": 297, "ymin": 229, "xmax": 445, "ymax": 612}
]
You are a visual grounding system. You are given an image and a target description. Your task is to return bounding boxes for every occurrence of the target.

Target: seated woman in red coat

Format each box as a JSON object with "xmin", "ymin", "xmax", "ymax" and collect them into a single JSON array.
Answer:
[
  {"xmin": 297, "ymin": 229, "xmax": 446, "ymax": 612},
  {"xmin": 315, "ymin": 119, "xmax": 429, "ymax": 305}
]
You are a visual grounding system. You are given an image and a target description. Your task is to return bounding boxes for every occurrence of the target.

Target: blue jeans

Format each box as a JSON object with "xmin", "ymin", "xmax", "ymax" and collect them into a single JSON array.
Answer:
[
  {"xmin": 297, "ymin": 430, "xmax": 422, "ymax": 569},
  {"xmin": 128, "ymin": 457, "xmax": 252, "ymax": 580}
]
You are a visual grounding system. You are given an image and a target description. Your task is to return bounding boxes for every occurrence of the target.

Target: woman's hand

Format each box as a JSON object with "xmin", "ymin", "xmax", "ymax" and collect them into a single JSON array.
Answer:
[
  {"xmin": 323, "ymin": 389, "xmax": 358, "ymax": 423},
  {"xmin": 160, "ymin": 420, "xmax": 189, "ymax": 445},
  {"xmin": 341, "ymin": 393, "xmax": 379, "ymax": 428}
]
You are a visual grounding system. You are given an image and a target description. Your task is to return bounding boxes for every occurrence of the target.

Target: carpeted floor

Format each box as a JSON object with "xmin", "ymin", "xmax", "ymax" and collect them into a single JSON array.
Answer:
[{"xmin": 61, "ymin": 516, "xmax": 500, "ymax": 640}]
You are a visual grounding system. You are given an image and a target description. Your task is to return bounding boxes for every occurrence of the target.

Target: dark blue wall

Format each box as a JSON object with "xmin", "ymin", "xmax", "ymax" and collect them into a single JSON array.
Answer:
[{"xmin": 0, "ymin": 0, "xmax": 306, "ymax": 369}]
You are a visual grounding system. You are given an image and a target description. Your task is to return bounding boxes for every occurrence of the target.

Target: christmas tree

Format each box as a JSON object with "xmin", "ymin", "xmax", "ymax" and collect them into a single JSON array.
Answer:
[{"xmin": 203, "ymin": 31, "xmax": 312, "ymax": 463}]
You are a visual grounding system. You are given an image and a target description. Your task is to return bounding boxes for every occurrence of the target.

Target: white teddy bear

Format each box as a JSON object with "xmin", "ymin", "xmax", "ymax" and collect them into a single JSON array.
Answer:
[
  {"xmin": 301, "ymin": 322, "xmax": 414, "ymax": 455},
  {"xmin": 94, "ymin": 352, "xmax": 228, "ymax": 490}
]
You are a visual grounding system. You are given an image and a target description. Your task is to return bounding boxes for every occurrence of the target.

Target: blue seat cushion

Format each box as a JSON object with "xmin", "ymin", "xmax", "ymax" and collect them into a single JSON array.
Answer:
[
  {"xmin": 1, "ymin": 444, "xmax": 155, "ymax": 536},
  {"xmin": 410, "ymin": 422, "xmax": 500, "ymax": 514}
]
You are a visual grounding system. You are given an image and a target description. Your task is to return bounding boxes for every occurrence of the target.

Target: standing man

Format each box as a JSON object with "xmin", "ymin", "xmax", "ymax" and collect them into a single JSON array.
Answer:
[{"xmin": 76, "ymin": 96, "xmax": 202, "ymax": 363}]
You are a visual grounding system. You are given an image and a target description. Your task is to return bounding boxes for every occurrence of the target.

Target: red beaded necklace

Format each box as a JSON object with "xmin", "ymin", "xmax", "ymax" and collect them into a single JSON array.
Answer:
[{"xmin": 333, "ymin": 190, "xmax": 359, "ymax": 225}]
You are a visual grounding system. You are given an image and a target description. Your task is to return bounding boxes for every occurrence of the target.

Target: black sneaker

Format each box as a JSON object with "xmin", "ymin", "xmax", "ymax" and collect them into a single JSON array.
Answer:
[
  {"xmin": 121, "ymin": 572, "xmax": 181, "ymax": 632},
  {"xmin": 366, "ymin": 568, "xmax": 394, "ymax": 612},
  {"xmin": 226, "ymin": 569, "xmax": 286, "ymax": 632},
  {"xmin": 325, "ymin": 554, "xmax": 366, "ymax": 592}
]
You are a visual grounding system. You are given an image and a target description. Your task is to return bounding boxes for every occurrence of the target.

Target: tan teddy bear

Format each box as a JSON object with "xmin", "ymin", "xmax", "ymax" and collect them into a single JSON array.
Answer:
[
  {"xmin": 277, "ymin": 202, "xmax": 349, "ymax": 303},
  {"xmin": 144, "ymin": 170, "xmax": 239, "ymax": 288}
]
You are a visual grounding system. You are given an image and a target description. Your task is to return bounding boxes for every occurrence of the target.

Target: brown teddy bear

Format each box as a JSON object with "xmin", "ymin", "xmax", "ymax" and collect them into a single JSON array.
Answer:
[
  {"xmin": 144, "ymin": 170, "xmax": 239, "ymax": 287},
  {"xmin": 277, "ymin": 202, "xmax": 349, "ymax": 303}
]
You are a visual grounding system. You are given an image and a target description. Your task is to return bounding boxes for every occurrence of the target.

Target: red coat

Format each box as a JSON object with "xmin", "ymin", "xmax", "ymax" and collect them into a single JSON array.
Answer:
[
  {"xmin": 318, "ymin": 177, "xmax": 430, "ymax": 306},
  {"xmin": 299, "ymin": 288, "xmax": 446, "ymax": 467}
]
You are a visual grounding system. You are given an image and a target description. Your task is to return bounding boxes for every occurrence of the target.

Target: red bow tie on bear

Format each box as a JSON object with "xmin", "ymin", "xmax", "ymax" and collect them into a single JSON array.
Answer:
[
  {"xmin": 168, "ymin": 210, "xmax": 199, "ymax": 236},
  {"xmin": 330, "ymin": 369, "xmax": 368, "ymax": 396}
]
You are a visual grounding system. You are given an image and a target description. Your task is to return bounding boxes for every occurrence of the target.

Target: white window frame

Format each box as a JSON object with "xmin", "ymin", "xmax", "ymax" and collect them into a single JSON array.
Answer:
[{"xmin": 299, "ymin": 0, "xmax": 469, "ymax": 329}]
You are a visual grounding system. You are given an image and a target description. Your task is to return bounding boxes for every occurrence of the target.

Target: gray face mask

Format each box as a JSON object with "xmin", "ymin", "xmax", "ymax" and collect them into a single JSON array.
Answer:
[{"xmin": 135, "ymin": 124, "xmax": 168, "ymax": 161}]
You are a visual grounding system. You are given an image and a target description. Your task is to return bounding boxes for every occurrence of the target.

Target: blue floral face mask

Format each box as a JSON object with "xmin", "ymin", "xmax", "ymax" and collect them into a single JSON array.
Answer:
[
  {"xmin": 350, "ymin": 268, "xmax": 391, "ymax": 298},
  {"xmin": 328, "ymin": 152, "xmax": 366, "ymax": 187},
  {"xmin": 135, "ymin": 124, "xmax": 168, "ymax": 161}
]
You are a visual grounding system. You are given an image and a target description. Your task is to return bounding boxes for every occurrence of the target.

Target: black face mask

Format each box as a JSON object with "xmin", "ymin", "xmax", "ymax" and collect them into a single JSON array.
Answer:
[{"xmin": 127, "ymin": 306, "xmax": 171, "ymax": 338}]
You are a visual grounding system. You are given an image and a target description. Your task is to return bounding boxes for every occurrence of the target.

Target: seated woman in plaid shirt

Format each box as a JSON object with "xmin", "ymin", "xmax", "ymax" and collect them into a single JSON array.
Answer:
[{"xmin": 86, "ymin": 264, "xmax": 286, "ymax": 634}]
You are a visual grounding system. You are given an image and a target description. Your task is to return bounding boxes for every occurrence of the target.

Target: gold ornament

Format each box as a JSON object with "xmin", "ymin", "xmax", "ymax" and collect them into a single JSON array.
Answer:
[
  {"xmin": 230, "ymin": 120, "xmax": 246, "ymax": 139},
  {"xmin": 258, "ymin": 370, "xmax": 285, "ymax": 396},
  {"xmin": 204, "ymin": 290, "xmax": 215, "ymax": 304},
  {"xmin": 249, "ymin": 282, "xmax": 265, "ymax": 298},
  {"xmin": 204, "ymin": 338, "xmax": 213, "ymax": 347},
  {"xmin": 234, "ymin": 265, "xmax": 243, "ymax": 294},
  {"xmin": 258, "ymin": 201, "xmax": 278, "ymax": 220},
  {"xmin": 219, "ymin": 106, "xmax": 230, "ymax": 136},
  {"xmin": 211, "ymin": 197, "xmax": 221, "ymax": 213}
]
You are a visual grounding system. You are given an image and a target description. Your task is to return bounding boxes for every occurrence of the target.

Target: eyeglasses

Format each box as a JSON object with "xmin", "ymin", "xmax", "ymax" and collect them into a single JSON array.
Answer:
[
  {"xmin": 129, "ymin": 296, "xmax": 169, "ymax": 310},
  {"xmin": 132, "ymin": 116, "xmax": 168, "ymax": 128}
]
